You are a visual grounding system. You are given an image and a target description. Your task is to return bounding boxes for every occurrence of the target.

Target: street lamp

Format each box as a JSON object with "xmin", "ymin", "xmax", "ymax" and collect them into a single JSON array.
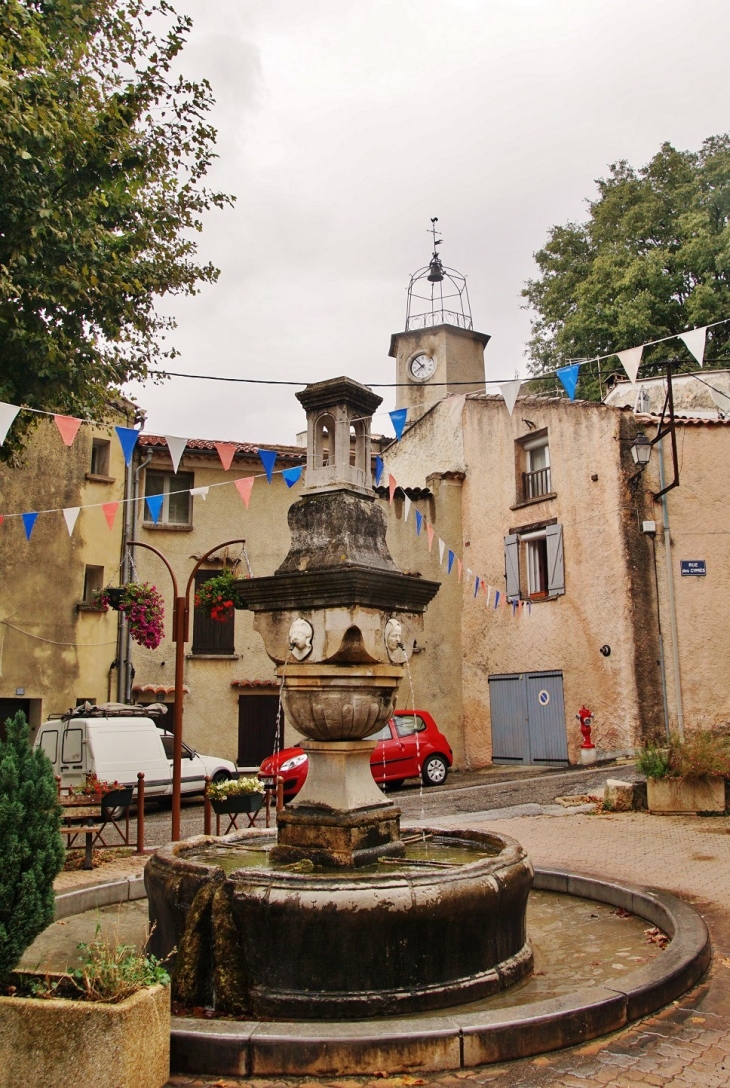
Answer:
[{"xmin": 630, "ymin": 431, "xmax": 652, "ymax": 468}]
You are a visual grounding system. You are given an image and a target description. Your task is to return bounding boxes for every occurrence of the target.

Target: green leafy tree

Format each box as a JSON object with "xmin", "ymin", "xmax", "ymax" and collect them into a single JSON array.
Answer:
[
  {"xmin": 523, "ymin": 136, "xmax": 730, "ymax": 399},
  {"xmin": 0, "ymin": 0, "xmax": 233, "ymax": 457},
  {"xmin": 0, "ymin": 711, "xmax": 64, "ymax": 981}
]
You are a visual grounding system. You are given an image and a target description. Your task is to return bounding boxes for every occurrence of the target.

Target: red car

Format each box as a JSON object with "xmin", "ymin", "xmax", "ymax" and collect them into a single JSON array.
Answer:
[{"xmin": 259, "ymin": 711, "xmax": 453, "ymax": 802}]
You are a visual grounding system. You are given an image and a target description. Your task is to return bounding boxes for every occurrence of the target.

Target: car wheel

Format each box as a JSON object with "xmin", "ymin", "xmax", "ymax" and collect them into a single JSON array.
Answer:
[
  {"xmin": 212, "ymin": 770, "xmax": 230, "ymax": 784},
  {"xmin": 421, "ymin": 754, "xmax": 448, "ymax": 787},
  {"xmin": 101, "ymin": 805, "xmax": 125, "ymax": 822}
]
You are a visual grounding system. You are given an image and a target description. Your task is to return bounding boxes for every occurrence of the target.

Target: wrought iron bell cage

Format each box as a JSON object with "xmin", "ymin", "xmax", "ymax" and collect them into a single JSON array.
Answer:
[{"xmin": 404, "ymin": 220, "xmax": 474, "ymax": 333}]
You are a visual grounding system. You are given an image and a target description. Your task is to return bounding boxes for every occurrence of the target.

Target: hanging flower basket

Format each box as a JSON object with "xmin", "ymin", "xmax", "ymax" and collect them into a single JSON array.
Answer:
[
  {"xmin": 93, "ymin": 583, "xmax": 165, "ymax": 650},
  {"xmin": 195, "ymin": 570, "xmax": 241, "ymax": 623}
]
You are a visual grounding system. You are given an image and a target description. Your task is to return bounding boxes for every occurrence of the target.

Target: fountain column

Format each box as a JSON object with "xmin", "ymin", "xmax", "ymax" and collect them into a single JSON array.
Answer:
[{"xmin": 235, "ymin": 376, "xmax": 439, "ymax": 866}]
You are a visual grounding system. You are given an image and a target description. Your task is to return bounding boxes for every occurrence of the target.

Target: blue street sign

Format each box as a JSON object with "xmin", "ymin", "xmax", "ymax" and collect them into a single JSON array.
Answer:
[{"xmin": 680, "ymin": 560, "xmax": 706, "ymax": 576}]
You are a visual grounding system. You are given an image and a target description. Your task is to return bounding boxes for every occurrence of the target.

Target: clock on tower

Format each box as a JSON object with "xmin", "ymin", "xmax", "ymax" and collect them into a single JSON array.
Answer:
[{"xmin": 389, "ymin": 220, "xmax": 490, "ymax": 422}]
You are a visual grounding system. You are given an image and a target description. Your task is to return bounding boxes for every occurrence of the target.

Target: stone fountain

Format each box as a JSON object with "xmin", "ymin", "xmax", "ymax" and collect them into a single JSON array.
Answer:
[{"xmin": 145, "ymin": 376, "xmax": 533, "ymax": 1020}]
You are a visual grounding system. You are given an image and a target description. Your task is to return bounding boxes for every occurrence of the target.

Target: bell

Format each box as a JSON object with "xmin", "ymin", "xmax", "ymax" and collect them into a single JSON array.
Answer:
[{"xmin": 427, "ymin": 258, "xmax": 444, "ymax": 283}]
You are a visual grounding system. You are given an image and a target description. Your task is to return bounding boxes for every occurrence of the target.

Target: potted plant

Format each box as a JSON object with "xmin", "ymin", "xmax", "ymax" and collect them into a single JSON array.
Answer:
[
  {"xmin": 94, "ymin": 582, "xmax": 165, "ymax": 649},
  {"xmin": 0, "ymin": 712, "xmax": 170, "ymax": 1088},
  {"xmin": 206, "ymin": 774, "xmax": 265, "ymax": 816},
  {"xmin": 637, "ymin": 729, "xmax": 730, "ymax": 814},
  {"xmin": 69, "ymin": 772, "xmax": 134, "ymax": 820},
  {"xmin": 194, "ymin": 569, "xmax": 241, "ymax": 622}
]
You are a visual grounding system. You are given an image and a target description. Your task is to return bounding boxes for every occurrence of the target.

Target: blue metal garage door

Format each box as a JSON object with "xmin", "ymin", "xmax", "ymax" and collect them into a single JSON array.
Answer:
[{"xmin": 489, "ymin": 671, "xmax": 568, "ymax": 765}]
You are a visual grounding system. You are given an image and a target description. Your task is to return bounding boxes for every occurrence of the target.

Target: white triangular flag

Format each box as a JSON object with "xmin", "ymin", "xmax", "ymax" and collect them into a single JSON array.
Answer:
[
  {"xmin": 190, "ymin": 486, "xmax": 209, "ymax": 500},
  {"xmin": 165, "ymin": 435, "xmax": 188, "ymax": 474},
  {"xmin": 616, "ymin": 346, "xmax": 643, "ymax": 384},
  {"xmin": 404, "ymin": 495, "xmax": 411, "ymax": 522},
  {"xmin": 499, "ymin": 380, "xmax": 522, "ymax": 417},
  {"xmin": 710, "ymin": 387, "xmax": 730, "ymax": 416},
  {"xmin": 438, "ymin": 538, "xmax": 446, "ymax": 564},
  {"xmin": 0, "ymin": 402, "xmax": 20, "ymax": 445},
  {"xmin": 63, "ymin": 507, "xmax": 80, "ymax": 536},
  {"xmin": 447, "ymin": 394, "xmax": 466, "ymax": 426},
  {"xmin": 679, "ymin": 327, "xmax": 707, "ymax": 367}
]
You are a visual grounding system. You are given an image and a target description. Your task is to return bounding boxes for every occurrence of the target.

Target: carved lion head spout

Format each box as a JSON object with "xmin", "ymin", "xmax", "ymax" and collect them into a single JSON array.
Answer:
[{"xmin": 288, "ymin": 617, "xmax": 314, "ymax": 661}]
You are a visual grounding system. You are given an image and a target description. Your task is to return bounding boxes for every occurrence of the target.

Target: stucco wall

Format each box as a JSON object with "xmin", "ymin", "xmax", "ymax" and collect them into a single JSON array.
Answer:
[
  {"xmin": 130, "ymin": 447, "xmax": 302, "ymax": 764},
  {"xmin": 0, "ymin": 417, "xmax": 127, "ymax": 729}
]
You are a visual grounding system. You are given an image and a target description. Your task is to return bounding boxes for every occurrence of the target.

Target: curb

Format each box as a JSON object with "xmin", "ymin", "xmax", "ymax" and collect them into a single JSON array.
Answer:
[
  {"xmin": 54, "ymin": 873, "xmax": 146, "ymax": 920},
  {"xmin": 168, "ymin": 867, "xmax": 711, "ymax": 1077}
]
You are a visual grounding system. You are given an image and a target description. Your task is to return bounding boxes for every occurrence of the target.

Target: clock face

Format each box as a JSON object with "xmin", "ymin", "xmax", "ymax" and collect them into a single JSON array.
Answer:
[{"xmin": 409, "ymin": 353, "xmax": 436, "ymax": 382}]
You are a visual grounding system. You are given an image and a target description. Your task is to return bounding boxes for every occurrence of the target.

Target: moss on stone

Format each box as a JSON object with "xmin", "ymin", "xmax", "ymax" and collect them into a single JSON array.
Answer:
[{"xmin": 211, "ymin": 882, "xmax": 250, "ymax": 1015}]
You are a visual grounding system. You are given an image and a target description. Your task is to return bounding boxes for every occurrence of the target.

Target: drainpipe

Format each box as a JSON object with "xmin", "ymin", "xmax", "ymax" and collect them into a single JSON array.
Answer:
[
  {"xmin": 658, "ymin": 437, "xmax": 684, "ymax": 739},
  {"xmin": 649, "ymin": 532, "xmax": 671, "ymax": 740},
  {"xmin": 121, "ymin": 449, "xmax": 152, "ymax": 703}
]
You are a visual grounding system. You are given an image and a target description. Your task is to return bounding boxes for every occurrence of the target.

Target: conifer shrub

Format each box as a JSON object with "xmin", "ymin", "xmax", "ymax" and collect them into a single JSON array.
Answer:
[{"xmin": 0, "ymin": 711, "xmax": 65, "ymax": 982}]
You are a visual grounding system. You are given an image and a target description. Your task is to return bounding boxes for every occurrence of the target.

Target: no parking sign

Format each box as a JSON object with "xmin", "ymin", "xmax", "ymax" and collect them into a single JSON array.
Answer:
[{"xmin": 537, "ymin": 689, "xmax": 550, "ymax": 707}]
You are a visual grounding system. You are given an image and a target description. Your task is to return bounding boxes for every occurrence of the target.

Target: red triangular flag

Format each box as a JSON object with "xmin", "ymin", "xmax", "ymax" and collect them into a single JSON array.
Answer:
[
  {"xmin": 235, "ymin": 477, "xmax": 254, "ymax": 509},
  {"xmin": 0, "ymin": 516, "xmax": 4, "ymax": 527},
  {"xmin": 388, "ymin": 474, "xmax": 397, "ymax": 505},
  {"xmin": 54, "ymin": 415, "xmax": 82, "ymax": 446},
  {"xmin": 215, "ymin": 442, "xmax": 238, "ymax": 471},
  {"xmin": 102, "ymin": 502, "xmax": 119, "ymax": 530},
  {"xmin": 426, "ymin": 524, "xmax": 435, "ymax": 551}
]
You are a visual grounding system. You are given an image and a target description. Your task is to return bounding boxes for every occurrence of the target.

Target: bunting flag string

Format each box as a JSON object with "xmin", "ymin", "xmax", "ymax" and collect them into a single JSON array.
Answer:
[
  {"xmin": 54, "ymin": 415, "xmax": 82, "ymax": 447},
  {"xmin": 404, "ymin": 494, "xmax": 411, "ymax": 522},
  {"xmin": 388, "ymin": 474, "xmax": 398, "ymax": 504},
  {"xmin": 165, "ymin": 435, "xmax": 188, "ymax": 475},
  {"xmin": 426, "ymin": 523, "xmax": 435, "ymax": 551},
  {"xmin": 447, "ymin": 549, "xmax": 455, "ymax": 574},
  {"xmin": 438, "ymin": 538, "xmax": 445, "ymax": 565},
  {"xmin": 679, "ymin": 327, "xmax": 707, "ymax": 367},
  {"xmin": 374, "ymin": 455, "xmax": 384, "ymax": 486},
  {"xmin": 0, "ymin": 403, "xmax": 20, "ymax": 446},
  {"xmin": 556, "ymin": 363, "xmax": 580, "ymax": 401},
  {"xmin": 214, "ymin": 442, "xmax": 238, "ymax": 471},
  {"xmin": 145, "ymin": 493, "xmax": 164, "ymax": 525},
  {"xmin": 190, "ymin": 486, "xmax": 209, "ymax": 500},
  {"xmin": 102, "ymin": 502, "xmax": 119, "ymax": 530},
  {"xmin": 415, "ymin": 510, "xmax": 423, "ymax": 535},
  {"xmin": 62, "ymin": 507, "xmax": 80, "ymax": 537},
  {"xmin": 257, "ymin": 448, "xmax": 277, "ymax": 482},
  {"xmin": 499, "ymin": 380, "xmax": 522, "ymax": 417},
  {"xmin": 282, "ymin": 465, "xmax": 303, "ymax": 488},
  {"xmin": 389, "ymin": 408, "xmax": 408, "ymax": 441},
  {"xmin": 115, "ymin": 426, "xmax": 139, "ymax": 466},
  {"xmin": 616, "ymin": 346, "xmax": 643, "ymax": 384},
  {"xmin": 22, "ymin": 512, "xmax": 38, "ymax": 540},
  {"xmin": 235, "ymin": 476, "xmax": 255, "ymax": 508}
]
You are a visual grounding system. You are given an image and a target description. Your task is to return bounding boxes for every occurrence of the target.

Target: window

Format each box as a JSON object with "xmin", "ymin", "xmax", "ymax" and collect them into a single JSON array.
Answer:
[
  {"xmin": 192, "ymin": 571, "xmax": 235, "ymax": 654},
  {"xmin": 40, "ymin": 729, "xmax": 59, "ymax": 764},
  {"xmin": 90, "ymin": 438, "xmax": 111, "ymax": 477},
  {"xmin": 504, "ymin": 523, "xmax": 564, "ymax": 601},
  {"xmin": 144, "ymin": 471, "xmax": 193, "ymax": 526},
  {"xmin": 516, "ymin": 430, "xmax": 553, "ymax": 503},
  {"xmin": 61, "ymin": 727, "xmax": 83, "ymax": 764},
  {"xmin": 394, "ymin": 715, "xmax": 427, "ymax": 738},
  {"xmin": 82, "ymin": 565, "xmax": 104, "ymax": 603}
]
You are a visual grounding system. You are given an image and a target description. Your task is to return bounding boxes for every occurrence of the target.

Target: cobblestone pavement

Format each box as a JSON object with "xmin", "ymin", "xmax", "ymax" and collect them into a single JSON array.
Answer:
[{"xmin": 165, "ymin": 811, "xmax": 730, "ymax": 1088}]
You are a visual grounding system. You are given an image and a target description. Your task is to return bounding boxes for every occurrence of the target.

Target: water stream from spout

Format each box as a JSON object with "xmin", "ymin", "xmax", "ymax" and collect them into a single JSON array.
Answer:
[{"xmin": 401, "ymin": 646, "xmax": 427, "ymax": 836}]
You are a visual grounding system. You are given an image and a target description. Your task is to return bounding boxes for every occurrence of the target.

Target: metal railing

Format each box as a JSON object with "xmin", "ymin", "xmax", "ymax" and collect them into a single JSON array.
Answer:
[{"xmin": 522, "ymin": 467, "xmax": 552, "ymax": 501}]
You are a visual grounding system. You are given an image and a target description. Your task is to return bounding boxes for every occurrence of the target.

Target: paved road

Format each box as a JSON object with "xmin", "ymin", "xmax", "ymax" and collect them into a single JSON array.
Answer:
[{"xmin": 140, "ymin": 761, "xmax": 639, "ymax": 846}]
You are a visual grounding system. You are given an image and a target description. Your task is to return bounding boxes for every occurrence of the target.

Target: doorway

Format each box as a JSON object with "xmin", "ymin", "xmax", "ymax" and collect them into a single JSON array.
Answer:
[
  {"xmin": 237, "ymin": 695, "xmax": 281, "ymax": 769},
  {"xmin": 0, "ymin": 699, "xmax": 31, "ymax": 742},
  {"xmin": 488, "ymin": 670, "xmax": 569, "ymax": 765}
]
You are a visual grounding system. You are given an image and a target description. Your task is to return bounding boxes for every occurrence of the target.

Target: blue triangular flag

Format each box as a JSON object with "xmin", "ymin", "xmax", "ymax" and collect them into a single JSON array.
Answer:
[
  {"xmin": 415, "ymin": 510, "xmax": 423, "ymax": 536},
  {"xmin": 257, "ymin": 448, "xmax": 277, "ymax": 482},
  {"xmin": 474, "ymin": 576, "xmax": 480, "ymax": 597},
  {"xmin": 389, "ymin": 408, "xmax": 408, "ymax": 441},
  {"xmin": 22, "ymin": 512, "xmax": 38, "ymax": 540},
  {"xmin": 512, "ymin": 599, "xmax": 518, "ymax": 615},
  {"xmin": 556, "ymin": 363, "xmax": 580, "ymax": 401},
  {"xmin": 115, "ymin": 426, "xmax": 139, "ymax": 466},
  {"xmin": 145, "ymin": 493, "xmax": 164, "ymax": 524},
  {"xmin": 374, "ymin": 455, "xmax": 384, "ymax": 487},
  {"xmin": 494, "ymin": 590, "xmax": 500, "ymax": 609},
  {"xmin": 282, "ymin": 465, "xmax": 303, "ymax": 489},
  {"xmin": 447, "ymin": 550, "xmax": 455, "ymax": 574}
]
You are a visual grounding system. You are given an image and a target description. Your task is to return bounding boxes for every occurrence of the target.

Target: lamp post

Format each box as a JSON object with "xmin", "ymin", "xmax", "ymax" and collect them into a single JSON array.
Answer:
[
  {"xmin": 127, "ymin": 537, "xmax": 247, "ymax": 841},
  {"xmin": 630, "ymin": 431, "xmax": 652, "ymax": 467}
]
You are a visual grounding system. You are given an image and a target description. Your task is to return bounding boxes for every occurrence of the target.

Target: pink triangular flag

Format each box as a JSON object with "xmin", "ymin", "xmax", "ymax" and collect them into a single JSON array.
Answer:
[
  {"xmin": 457, "ymin": 558, "xmax": 462, "ymax": 582},
  {"xmin": 388, "ymin": 474, "xmax": 397, "ymax": 504},
  {"xmin": 426, "ymin": 524, "xmax": 435, "ymax": 551},
  {"xmin": 215, "ymin": 442, "xmax": 238, "ymax": 471},
  {"xmin": 616, "ymin": 346, "xmax": 643, "ymax": 384},
  {"xmin": 54, "ymin": 415, "xmax": 82, "ymax": 446},
  {"xmin": 102, "ymin": 502, "xmax": 119, "ymax": 530},
  {"xmin": 165, "ymin": 435, "xmax": 188, "ymax": 474},
  {"xmin": 63, "ymin": 507, "xmax": 80, "ymax": 536},
  {"xmin": 235, "ymin": 477, "xmax": 255, "ymax": 509}
]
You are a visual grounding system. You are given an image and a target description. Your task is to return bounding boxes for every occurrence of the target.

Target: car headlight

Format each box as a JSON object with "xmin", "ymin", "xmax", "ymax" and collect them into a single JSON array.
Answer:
[{"xmin": 279, "ymin": 753, "xmax": 308, "ymax": 773}]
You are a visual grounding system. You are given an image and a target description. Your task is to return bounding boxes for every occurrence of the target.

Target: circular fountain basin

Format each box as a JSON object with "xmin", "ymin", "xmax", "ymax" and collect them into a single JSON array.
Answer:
[{"xmin": 145, "ymin": 828, "xmax": 533, "ymax": 1019}]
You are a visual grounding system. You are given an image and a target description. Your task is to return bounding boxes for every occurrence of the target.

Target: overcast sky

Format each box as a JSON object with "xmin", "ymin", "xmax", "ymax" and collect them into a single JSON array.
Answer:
[{"xmin": 125, "ymin": 0, "xmax": 730, "ymax": 447}]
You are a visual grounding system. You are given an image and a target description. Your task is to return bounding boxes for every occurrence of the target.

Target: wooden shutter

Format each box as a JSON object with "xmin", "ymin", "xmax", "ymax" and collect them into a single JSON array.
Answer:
[
  {"xmin": 546, "ymin": 523, "xmax": 565, "ymax": 596},
  {"xmin": 192, "ymin": 572, "xmax": 235, "ymax": 654},
  {"xmin": 504, "ymin": 534, "xmax": 520, "ymax": 600}
]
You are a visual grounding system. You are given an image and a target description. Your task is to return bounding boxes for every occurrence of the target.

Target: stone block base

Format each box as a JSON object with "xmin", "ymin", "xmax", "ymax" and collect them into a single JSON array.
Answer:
[
  {"xmin": 275, "ymin": 805, "xmax": 404, "ymax": 867},
  {"xmin": 647, "ymin": 776, "xmax": 726, "ymax": 814}
]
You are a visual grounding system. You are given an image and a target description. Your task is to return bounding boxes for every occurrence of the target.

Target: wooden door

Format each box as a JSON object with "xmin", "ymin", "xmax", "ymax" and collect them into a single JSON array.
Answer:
[{"xmin": 237, "ymin": 695, "xmax": 281, "ymax": 768}]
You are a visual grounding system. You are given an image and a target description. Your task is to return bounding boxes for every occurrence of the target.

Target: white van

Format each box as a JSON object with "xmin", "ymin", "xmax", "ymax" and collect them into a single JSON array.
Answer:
[{"xmin": 35, "ymin": 703, "xmax": 236, "ymax": 798}]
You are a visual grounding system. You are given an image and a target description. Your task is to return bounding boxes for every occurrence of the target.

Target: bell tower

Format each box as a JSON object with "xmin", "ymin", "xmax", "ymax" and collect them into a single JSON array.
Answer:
[{"xmin": 389, "ymin": 220, "xmax": 490, "ymax": 421}]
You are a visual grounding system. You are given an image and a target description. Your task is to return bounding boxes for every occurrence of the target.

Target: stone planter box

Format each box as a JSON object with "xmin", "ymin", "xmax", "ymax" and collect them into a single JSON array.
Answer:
[
  {"xmin": 647, "ymin": 776, "xmax": 726, "ymax": 814},
  {"xmin": 0, "ymin": 981, "xmax": 170, "ymax": 1088}
]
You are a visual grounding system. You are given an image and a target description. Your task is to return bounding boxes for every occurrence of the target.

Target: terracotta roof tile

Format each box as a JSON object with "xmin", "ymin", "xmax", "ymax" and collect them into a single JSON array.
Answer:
[{"xmin": 138, "ymin": 434, "xmax": 306, "ymax": 461}]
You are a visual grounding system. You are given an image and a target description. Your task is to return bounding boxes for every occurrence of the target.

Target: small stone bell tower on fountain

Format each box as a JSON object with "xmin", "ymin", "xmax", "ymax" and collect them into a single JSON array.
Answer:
[{"xmin": 235, "ymin": 375, "xmax": 440, "ymax": 866}]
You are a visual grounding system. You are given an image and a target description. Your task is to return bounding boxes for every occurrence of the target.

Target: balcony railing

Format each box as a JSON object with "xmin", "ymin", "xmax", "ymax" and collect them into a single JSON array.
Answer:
[{"xmin": 522, "ymin": 467, "xmax": 552, "ymax": 501}]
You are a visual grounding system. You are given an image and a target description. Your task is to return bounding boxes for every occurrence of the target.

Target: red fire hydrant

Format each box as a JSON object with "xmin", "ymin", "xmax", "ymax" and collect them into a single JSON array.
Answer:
[{"xmin": 577, "ymin": 705, "xmax": 595, "ymax": 750}]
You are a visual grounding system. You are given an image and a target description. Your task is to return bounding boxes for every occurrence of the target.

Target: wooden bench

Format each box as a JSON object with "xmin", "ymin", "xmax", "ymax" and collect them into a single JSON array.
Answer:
[{"xmin": 58, "ymin": 774, "xmax": 146, "ymax": 870}]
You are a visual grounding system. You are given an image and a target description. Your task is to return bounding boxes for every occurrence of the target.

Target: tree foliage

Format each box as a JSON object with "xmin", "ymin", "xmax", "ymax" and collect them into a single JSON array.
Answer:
[
  {"xmin": 0, "ymin": 0, "xmax": 232, "ymax": 456},
  {"xmin": 0, "ymin": 711, "xmax": 64, "ymax": 981},
  {"xmin": 523, "ymin": 136, "xmax": 730, "ymax": 399}
]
